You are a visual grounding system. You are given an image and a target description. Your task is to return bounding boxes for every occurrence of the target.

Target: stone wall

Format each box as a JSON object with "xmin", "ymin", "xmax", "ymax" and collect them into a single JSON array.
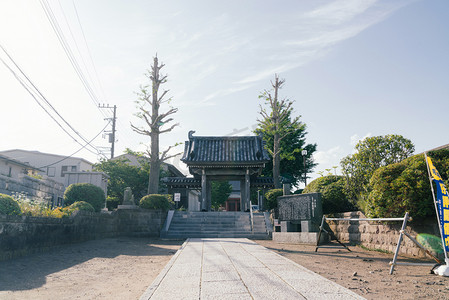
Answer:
[
  {"xmin": 0, "ymin": 173, "xmax": 65, "ymax": 205},
  {"xmin": 326, "ymin": 211, "xmax": 441, "ymax": 258},
  {"xmin": 0, "ymin": 209, "xmax": 167, "ymax": 261}
]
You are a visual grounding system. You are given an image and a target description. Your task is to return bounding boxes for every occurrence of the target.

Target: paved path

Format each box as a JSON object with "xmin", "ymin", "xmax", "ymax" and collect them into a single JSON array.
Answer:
[{"xmin": 140, "ymin": 238, "xmax": 365, "ymax": 300}]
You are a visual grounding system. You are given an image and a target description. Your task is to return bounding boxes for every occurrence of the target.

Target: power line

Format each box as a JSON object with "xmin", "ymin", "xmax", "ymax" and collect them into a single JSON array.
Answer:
[
  {"xmin": 40, "ymin": 0, "xmax": 109, "ymax": 119},
  {"xmin": 0, "ymin": 44, "xmax": 108, "ymax": 159},
  {"xmin": 38, "ymin": 120, "xmax": 111, "ymax": 168},
  {"xmin": 71, "ymin": 0, "xmax": 108, "ymax": 104}
]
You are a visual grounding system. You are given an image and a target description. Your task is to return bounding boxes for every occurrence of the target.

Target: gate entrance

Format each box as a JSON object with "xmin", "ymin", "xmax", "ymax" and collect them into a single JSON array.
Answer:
[{"xmin": 164, "ymin": 131, "xmax": 274, "ymax": 211}]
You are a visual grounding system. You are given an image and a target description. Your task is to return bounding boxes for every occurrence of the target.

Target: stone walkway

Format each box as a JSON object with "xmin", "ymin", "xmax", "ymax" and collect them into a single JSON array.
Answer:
[{"xmin": 140, "ymin": 238, "xmax": 365, "ymax": 300}]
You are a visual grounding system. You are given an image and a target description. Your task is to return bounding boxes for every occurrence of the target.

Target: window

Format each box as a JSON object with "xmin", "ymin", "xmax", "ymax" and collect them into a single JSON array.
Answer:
[
  {"xmin": 61, "ymin": 165, "xmax": 77, "ymax": 177},
  {"xmin": 47, "ymin": 167, "xmax": 56, "ymax": 177},
  {"xmin": 61, "ymin": 166, "xmax": 68, "ymax": 177}
]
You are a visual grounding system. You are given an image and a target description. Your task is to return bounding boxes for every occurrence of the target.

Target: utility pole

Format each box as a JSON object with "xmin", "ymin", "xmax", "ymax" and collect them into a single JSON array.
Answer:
[{"xmin": 99, "ymin": 104, "xmax": 117, "ymax": 159}]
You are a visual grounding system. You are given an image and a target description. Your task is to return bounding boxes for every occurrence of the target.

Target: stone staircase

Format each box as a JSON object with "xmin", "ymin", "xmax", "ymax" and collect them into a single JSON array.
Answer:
[{"xmin": 161, "ymin": 211, "xmax": 270, "ymax": 239}]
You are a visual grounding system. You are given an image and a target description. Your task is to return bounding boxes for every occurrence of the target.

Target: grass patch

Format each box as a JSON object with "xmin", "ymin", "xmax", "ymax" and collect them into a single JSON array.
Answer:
[{"xmin": 358, "ymin": 244, "xmax": 392, "ymax": 254}]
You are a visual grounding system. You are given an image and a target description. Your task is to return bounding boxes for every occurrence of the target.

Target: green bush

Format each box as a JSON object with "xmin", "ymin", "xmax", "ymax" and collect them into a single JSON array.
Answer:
[
  {"xmin": 64, "ymin": 183, "xmax": 105, "ymax": 212},
  {"xmin": 139, "ymin": 194, "xmax": 174, "ymax": 210},
  {"xmin": 68, "ymin": 201, "xmax": 95, "ymax": 212},
  {"xmin": 303, "ymin": 175, "xmax": 354, "ymax": 214},
  {"xmin": 265, "ymin": 189, "xmax": 283, "ymax": 210},
  {"xmin": 0, "ymin": 193, "xmax": 21, "ymax": 216},
  {"xmin": 367, "ymin": 154, "xmax": 433, "ymax": 219},
  {"xmin": 366, "ymin": 150, "xmax": 449, "ymax": 219}
]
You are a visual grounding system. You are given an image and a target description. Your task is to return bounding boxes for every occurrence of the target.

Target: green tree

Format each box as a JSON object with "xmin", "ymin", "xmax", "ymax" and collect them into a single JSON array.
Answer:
[
  {"xmin": 264, "ymin": 189, "xmax": 283, "ymax": 210},
  {"xmin": 341, "ymin": 134, "xmax": 415, "ymax": 210},
  {"xmin": 256, "ymin": 74, "xmax": 316, "ymax": 188},
  {"xmin": 131, "ymin": 56, "xmax": 181, "ymax": 194},
  {"xmin": 211, "ymin": 181, "xmax": 232, "ymax": 211},
  {"xmin": 302, "ymin": 175, "xmax": 354, "ymax": 214},
  {"xmin": 367, "ymin": 149, "xmax": 449, "ymax": 219},
  {"xmin": 94, "ymin": 157, "xmax": 149, "ymax": 204}
]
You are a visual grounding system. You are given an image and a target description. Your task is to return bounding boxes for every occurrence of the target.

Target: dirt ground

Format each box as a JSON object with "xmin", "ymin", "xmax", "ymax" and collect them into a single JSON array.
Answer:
[
  {"xmin": 1, "ymin": 238, "xmax": 449, "ymax": 299},
  {"xmin": 256, "ymin": 240, "xmax": 449, "ymax": 299},
  {"xmin": 0, "ymin": 237, "xmax": 183, "ymax": 300}
]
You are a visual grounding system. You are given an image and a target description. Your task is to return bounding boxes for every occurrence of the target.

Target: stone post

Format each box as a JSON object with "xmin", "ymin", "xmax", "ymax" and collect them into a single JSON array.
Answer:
[
  {"xmin": 201, "ymin": 169, "xmax": 207, "ymax": 211},
  {"xmin": 118, "ymin": 187, "xmax": 137, "ymax": 209},
  {"xmin": 283, "ymin": 184, "xmax": 291, "ymax": 195}
]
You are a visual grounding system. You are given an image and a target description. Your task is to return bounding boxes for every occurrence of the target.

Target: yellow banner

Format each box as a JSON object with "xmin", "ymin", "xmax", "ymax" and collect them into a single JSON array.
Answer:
[{"xmin": 427, "ymin": 156, "xmax": 443, "ymax": 181}]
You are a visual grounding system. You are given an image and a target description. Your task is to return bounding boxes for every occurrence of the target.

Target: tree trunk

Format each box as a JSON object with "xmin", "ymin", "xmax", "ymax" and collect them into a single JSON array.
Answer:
[
  {"xmin": 273, "ymin": 131, "xmax": 281, "ymax": 188},
  {"xmin": 148, "ymin": 131, "xmax": 160, "ymax": 194},
  {"xmin": 148, "ymin": 57, "xmax": 161, "ymax": 194}
]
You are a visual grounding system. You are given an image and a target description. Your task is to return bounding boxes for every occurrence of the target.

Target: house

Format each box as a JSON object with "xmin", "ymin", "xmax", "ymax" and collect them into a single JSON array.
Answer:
[
  {"xmin": 0, "ymin": 149, "xmax": 108, "ymax": 196},
  {"xmin": 0, "ymin": 154, "xmax": 42, "ymax": 179},
  {"xmin": 0, "ymin": 154, "xmax": 65, "ymax": 205},
  {"xmin": 0, "ymin": 149, "xmax": 93, "ymax": 185}
]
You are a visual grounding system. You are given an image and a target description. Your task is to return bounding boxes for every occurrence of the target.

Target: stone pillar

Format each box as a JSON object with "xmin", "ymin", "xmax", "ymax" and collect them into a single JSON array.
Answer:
[
  {"xmin": 283, "ymin": 184, "xmax": 291, "ymax": 195},
  {"xmin": 201, "ymin": 169, "xmax": 207, "ymax": 211},
  {"xmin": 244, "ymin": 169, "xmax": 251, "ymax": 211}
]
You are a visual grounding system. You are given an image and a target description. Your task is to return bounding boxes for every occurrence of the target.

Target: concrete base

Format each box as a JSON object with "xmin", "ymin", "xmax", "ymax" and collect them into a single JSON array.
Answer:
[
  {"xmin": 273, "ymin": 232, "xmax": 329, "ymax": 244},
  {"xmin": 117, "ymin": 205, "xmax": 138, "ymax": 210}
]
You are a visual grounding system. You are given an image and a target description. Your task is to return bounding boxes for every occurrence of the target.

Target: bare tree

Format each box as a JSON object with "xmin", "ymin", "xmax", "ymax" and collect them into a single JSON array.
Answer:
[
  {"xmin": 131, "ymin": 55, "xmax": 181, "ymax": 194},
  {"xmin": 257, "ymin": 74, "xmax": 301, "ymax": 188}
]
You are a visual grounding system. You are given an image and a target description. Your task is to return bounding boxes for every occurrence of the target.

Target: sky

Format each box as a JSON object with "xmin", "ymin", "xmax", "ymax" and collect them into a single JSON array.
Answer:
[{"xmin": 0, "ymin": 0, "xmax": 448, "ymax": 187}]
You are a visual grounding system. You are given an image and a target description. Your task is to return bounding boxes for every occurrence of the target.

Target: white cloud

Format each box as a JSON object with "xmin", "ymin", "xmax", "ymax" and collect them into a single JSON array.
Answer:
[
  {"xmin": 313, "ymin": 146, "xmax": 344, "ymax": 165},
  {"xmin": 350, "ymin": 133, "xmax": 372, "ymax": 147},
  {"xmin": 304, "ymin": 0, "xmax": 378, "ymax": 25}
]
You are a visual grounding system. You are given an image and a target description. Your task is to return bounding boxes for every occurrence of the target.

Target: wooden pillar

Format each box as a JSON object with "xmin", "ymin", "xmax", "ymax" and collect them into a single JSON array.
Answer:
[
  {"xmin": 206, "ymin": 179, "xmax": 212, "ymax": 211},
  {"xmin": 240, "ymin": 179, "xmax": 245, "ymax": 212},
  {"xmin": 201, "ymin": 169, "xmax": 207, "ymax": 211}
]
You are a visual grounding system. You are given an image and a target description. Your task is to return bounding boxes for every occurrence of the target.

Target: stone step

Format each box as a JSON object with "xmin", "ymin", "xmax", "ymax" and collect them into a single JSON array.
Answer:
[
  {"xmin": 162, "ymin": 211, "xmax": 268, "ymax": 239},
  {"xmin": 163, "ymin": 233, "xmax": 270, "ymax": 239}
]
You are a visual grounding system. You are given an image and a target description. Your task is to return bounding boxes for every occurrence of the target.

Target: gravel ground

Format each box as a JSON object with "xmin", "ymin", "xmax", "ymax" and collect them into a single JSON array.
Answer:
[
  {"xmin": 0, "ymin": 237, "xmax": 183, "ymax": 300},
  {"xmin": 255, "ymin": 240, "xmax": 449, "ymax": 299}
]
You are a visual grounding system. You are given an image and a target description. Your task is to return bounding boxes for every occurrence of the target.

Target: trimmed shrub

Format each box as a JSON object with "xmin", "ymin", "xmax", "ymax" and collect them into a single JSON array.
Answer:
[
  {"xmin": 68, "ymin": 201, "xmax": 95, "ymax": 212},
  {"xmin": 367, "ymin": 150, "xmax": 449, "ymax": 219},
  {"xmin": 139, "ymin": 194, "xmax": 174, "ymax": 211},
  {"xmin": 0, "ymin": 193, "xmax": 21, "ymax": 216},
  {"xmin": 265, "ymin": 189, "xmax": 283, "ymax": 210},
  {"xmin": 64, "ymin": 183, "xmax": 105, "ymax": 212},
  {"xmin": 367, "ymin": 154, "xmax": 431, "ymax": 219},
  {"xmin": 303, "ymin": 175, "xmax": 354, "ymax": 214}
]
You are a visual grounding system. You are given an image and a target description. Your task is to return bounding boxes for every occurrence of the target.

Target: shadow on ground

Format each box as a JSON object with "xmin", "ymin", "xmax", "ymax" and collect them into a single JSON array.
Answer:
[{"xmin": 0, "ymin": 237, "xmax": 184, "ymax": 291}]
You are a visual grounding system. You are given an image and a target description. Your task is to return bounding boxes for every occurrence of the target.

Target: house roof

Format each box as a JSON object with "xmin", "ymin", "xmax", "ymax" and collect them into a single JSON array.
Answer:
[
  {"xmin": 0, "ymin": 149, "xmax": 93, "ymax": 166},
  {"xmin": 0, "ymin": 154, "xmax": 43, "ymax": 171},
  {"xmin": 181, "ymin": 131, "xmax": 270, "ymax": 166},
  {"xmin": 428, "ymin": 143, "xmax": 449, "ymax": 152}
]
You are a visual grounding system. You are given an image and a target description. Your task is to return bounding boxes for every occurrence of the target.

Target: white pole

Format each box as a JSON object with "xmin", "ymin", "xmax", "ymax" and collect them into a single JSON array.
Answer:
[{"xmin": 424, "ymin": 153, "xmax": 448, "ymax": 262}]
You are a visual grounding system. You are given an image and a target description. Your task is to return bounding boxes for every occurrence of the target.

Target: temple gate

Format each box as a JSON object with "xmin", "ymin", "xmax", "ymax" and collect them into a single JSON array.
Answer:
[{"xmin": 164, "ymin": 131, "xmax": 274, "ymax": 211}]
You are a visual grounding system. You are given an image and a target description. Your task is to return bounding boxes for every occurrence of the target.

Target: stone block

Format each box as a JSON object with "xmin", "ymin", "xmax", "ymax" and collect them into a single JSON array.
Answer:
[{"xmin": 272, "ymin": 232, "xmax": 329, "ymax": 244}]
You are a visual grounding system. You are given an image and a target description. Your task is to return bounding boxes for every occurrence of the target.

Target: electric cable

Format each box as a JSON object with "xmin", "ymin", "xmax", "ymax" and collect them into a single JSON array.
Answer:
[
  {"xmin": 40, "ymin": 0, "xmax": 106, "ymax": 118},
  {"xmin": 0, "ymin": 44, "xmax": 108, "ymax": 159},
  {"xmin": 0, "ymin": 44, "xmax": 104, "ymax": 157},
  {"xmin": 38, "ymin": 120, "xmax": 111, "ymax": 168}
]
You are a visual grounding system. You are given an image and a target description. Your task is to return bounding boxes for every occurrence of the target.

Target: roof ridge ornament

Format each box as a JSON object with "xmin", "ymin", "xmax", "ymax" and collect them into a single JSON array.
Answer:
[{"xmin": 188, "ymin": 130, "xmax": 196, "ymax": 139}]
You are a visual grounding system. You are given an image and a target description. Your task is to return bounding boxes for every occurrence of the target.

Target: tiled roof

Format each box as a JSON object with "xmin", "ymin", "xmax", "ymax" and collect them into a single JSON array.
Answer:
[
  {"xmin": 181, "ymin": 131, "xmax": 270, "ymax": 165},
  {"xmin": 163, "ymin": 176, "xmax": 274, "ymax": 188},
  {"xmin": 162, "ymin": 177, "xmax": 201, "ymax": 188}
]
